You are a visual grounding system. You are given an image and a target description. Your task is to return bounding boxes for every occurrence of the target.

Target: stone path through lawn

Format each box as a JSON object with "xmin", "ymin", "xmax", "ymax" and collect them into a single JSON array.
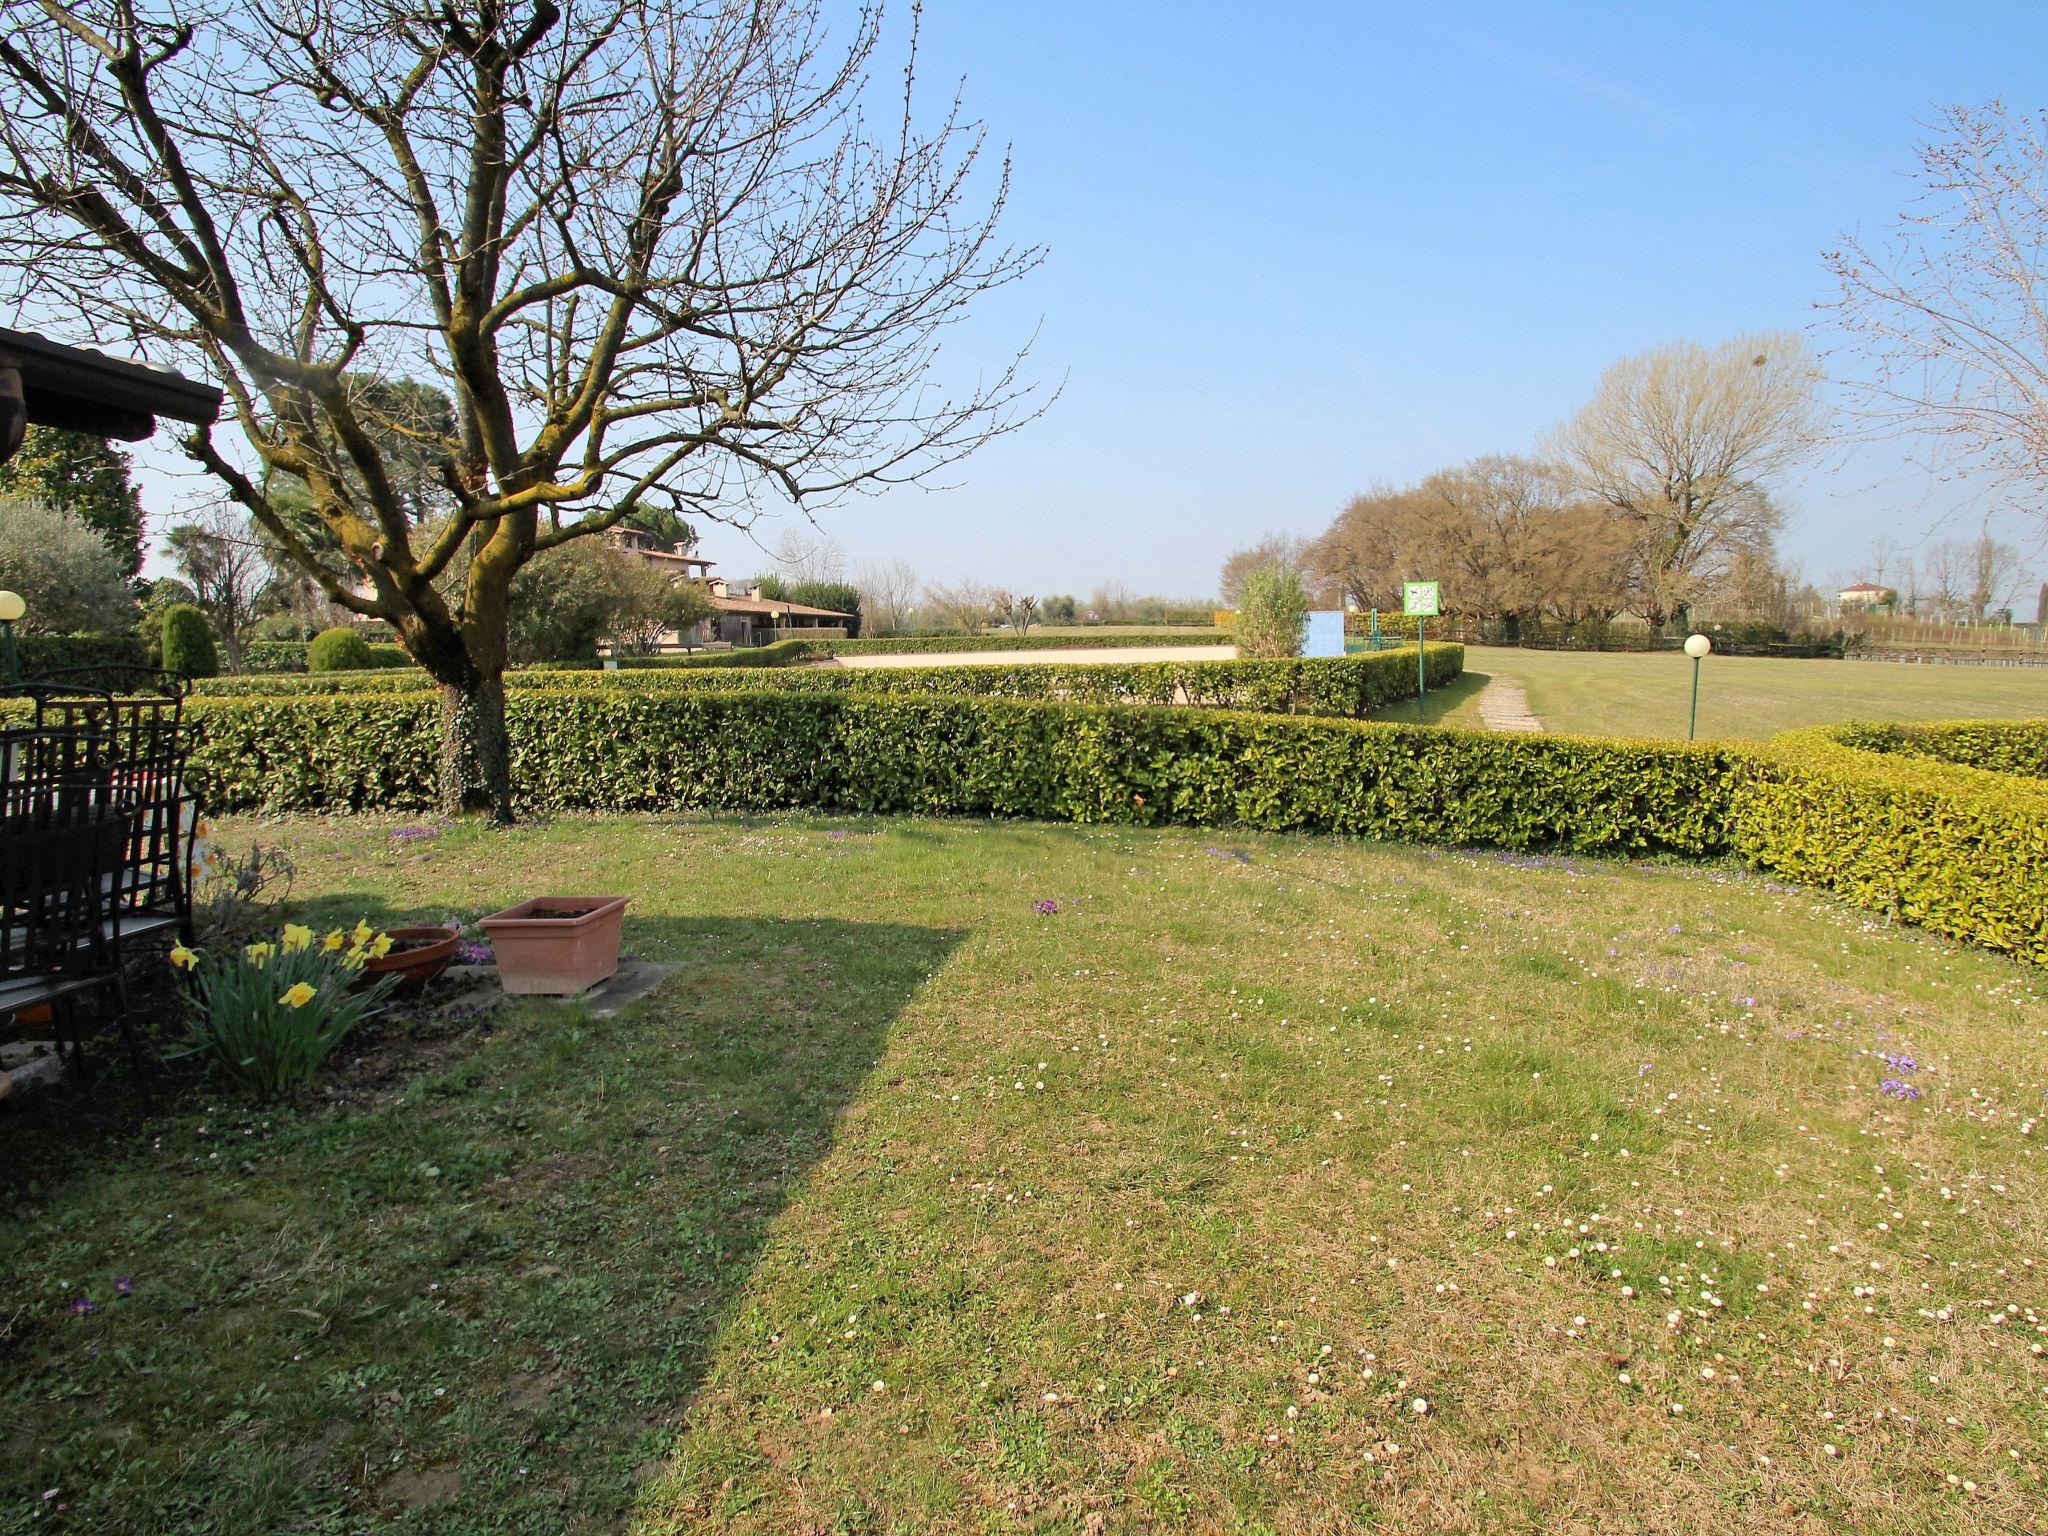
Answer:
[{"xmin": 1476, "ymin": 674, "xmax": 1543, "ymax": 732}]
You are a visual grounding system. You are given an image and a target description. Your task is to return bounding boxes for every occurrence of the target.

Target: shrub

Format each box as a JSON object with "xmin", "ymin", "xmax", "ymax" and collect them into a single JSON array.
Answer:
[
  {"xmin": 0, "ymin": 497, "xmax": 139, "ymax": 633},
  {"xmin": 182, "ymin": 685, "xmax": 1731, "ymax": 858},
  {"xmin": 245, "ymin": 639, "xmax": 413, "ymax": 673},
  {"xmin": 1831, "ymin": 719, "xmax": 2048, "ymax": 779},
  {"xmin": 308, "ymin": 626, "xmax": 375, "ymax": 673},
  {"xmin": 1236, "ymin": 565, "xmax": 1309, "ymax": 659},
  {"xmin": 172, "ymin": 920, "xmax": 398, "ymax": 1096},
  {"xmin": 1732, "ymin": 723, "xmax": 2048, "ymax": 965},
  {"xmin": 15, "ymin": 630, "xmax": 148, "ymax": 680},
  {"xmin": 161, "ymin": 603, "xmax": 219, "ymax": 679}
]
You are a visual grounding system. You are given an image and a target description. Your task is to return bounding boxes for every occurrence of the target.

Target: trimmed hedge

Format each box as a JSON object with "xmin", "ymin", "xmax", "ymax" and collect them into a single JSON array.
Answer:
[
  {"xmin": 307, "ymin": 627, "xmax": 374, "ymax": 672},
  {"xmin": 183, "ymin": 646, "xmax": 1465, "ymax": 720},
  {"xmin": 819, "ymin": 629, "xmax": 1230, "ymax": 656},
  {"xmin": 14, "ymin": 631, "xmax": 148, "ymax": 679},
  {"xmin": 241, "ymin": 639, "xmax": 416, "ymax": 673},
  {"xmin": 160, "ymin": 604, "xmax": 219, "ymax": 679},
  {"xmin": 1734, "ymin": 722, "xmax": 2048, "ymax": 965},
  {"xmin": 1830, "ymin": 719, "xmax": 2048, "ymax": 780},
  {"xmin": 180, "ymin": 687, "xmax": 1734, "ymax": 856},
  {"xmin": 560, "ymin": 645, "xmax": 1465, "ymax": 717}
]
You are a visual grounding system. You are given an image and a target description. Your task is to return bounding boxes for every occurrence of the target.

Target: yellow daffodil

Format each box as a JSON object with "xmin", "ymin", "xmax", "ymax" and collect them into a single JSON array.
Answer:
[
  {"xmin": 369, "ymin": 933, "xmax": 394, "ymax": 958},
  {"xmin": 244, "ymin": 941, "xmax": 274, "ymax": 968},
  {"xmin": 278, "ymin": 982, "xmax": 317, "ymax": 1009},
  {"xmin": 281, "ymin": 923, "xmax": 314, "ymax": 953},
  {"xmin": 169, "ymin": 944, "xmax": 199, "ymax": 970},
  {"xmin": 351, "ymin": 918, "xmax": 373, "ymax": 946},
  {"xmin": 322, "ymin": 929, "xmax": 346, "ymax": 952}
]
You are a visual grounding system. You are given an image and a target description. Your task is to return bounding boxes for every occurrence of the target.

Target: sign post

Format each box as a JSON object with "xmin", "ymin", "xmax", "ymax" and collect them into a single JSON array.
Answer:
[{"xmin": 1402, "ymin": 581, "xmax": 1440, "ymax": 720}]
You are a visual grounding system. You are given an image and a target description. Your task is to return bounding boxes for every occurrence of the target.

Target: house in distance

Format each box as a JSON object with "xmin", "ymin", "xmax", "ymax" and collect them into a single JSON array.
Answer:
[{"xmin": 606, "ymin": 525, "xmax": 855, "ymax": 650}]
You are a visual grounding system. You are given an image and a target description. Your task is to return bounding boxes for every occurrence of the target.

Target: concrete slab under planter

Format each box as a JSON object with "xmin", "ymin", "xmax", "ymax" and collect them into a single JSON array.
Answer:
[{"xmin": 557, "ymin": 961, "xmax": 679, "ymax": 1017}]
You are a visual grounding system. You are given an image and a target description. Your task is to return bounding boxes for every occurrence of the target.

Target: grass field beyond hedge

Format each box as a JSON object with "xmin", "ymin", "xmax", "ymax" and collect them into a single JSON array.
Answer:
[
  {"xmin": 1429, "ymin": 647, "xmax": 2048, "ymax": 739},
  {"xmin": 3, "ymin": 814, "xmax": 2043, "ymax": 1535}
]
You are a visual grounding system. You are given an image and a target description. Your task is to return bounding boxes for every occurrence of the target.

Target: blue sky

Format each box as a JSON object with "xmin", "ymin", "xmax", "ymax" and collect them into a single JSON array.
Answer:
[{"xmin": 135, "ymin": 0, "xmax": 2048, "ymax": 601}]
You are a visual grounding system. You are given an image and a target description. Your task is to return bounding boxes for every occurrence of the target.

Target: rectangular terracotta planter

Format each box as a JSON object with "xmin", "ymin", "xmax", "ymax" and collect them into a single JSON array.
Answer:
[{"xmin": 479, "ymin": 895, "xmax": 629, "ymax": 995}]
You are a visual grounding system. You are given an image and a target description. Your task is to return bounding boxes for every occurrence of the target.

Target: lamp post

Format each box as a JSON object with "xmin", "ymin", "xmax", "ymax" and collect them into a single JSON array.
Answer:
[
  {"xmin": 0, "ymin": 589, "xmax": 24, "ymax": 690},
  {"xmin": 1683, "ymin": 633, "xmax": 1711, "ymax": 740}
]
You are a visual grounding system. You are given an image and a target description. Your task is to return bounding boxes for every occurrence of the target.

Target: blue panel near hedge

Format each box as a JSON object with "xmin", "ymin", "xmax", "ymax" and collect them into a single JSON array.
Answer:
[{"xmin": 1304, "ymin": 611, "xmax": 1345, "ymax": 659}]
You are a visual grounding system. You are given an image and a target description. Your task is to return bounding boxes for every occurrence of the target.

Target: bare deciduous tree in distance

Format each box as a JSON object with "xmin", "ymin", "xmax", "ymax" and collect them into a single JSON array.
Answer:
[
  {"xmin": 1553, "ymin": 332, "xmax": 1822, "ymax": 629},
  {"xmin": 164, "ymin": 501, "xmax": 274, "ymax": 670},
  {"xmin": 854, "ymin": 556, "xmax": 919, "ymax": 635},
  {"xmin": 1824, "ymin": 103, "xmax": 2048, "ymax": 525},
  {"xmin": 0, "ymin": 0, "xmax": 1042, "ymax": 816}
]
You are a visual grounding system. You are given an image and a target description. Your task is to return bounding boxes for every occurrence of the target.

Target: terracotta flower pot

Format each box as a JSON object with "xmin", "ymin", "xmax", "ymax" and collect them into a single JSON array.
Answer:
[
  {"xmin": 357, "ymin": 925, "xmax": 460, "ymax": 992},
  {"xmin": 479, "ymin": 896, "xmax": 629, "ymax": 996}
]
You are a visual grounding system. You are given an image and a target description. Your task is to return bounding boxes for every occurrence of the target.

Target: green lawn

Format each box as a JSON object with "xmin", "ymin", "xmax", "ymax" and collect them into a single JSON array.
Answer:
[
  {"xmin": 3, "ymin": 814, "xmax": 2044, "ymax": 1534},
  {"xmin": 1418, "ymin": 646, "xmax": 2048, "ymax": 739}
]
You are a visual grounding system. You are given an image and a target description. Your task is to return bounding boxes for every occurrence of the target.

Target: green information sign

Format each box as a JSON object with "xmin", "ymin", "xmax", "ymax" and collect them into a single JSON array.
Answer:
[{"xmin": 1402, "ymin": 581, "xmax": 1440, "ymax": 617}]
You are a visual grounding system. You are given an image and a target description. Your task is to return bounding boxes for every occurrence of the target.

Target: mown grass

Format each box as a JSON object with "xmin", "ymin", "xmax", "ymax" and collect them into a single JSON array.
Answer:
[
  {"xmin": 3, "ymin": 813, "xmax": 2044, "ymax": 1535},
  {"xmin": 1421, "ymin": 647, "xmax": 2048, "ymax": 739}
]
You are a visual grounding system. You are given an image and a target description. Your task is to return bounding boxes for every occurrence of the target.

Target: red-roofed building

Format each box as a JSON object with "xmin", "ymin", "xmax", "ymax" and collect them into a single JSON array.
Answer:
[{"xmin": 605, "ymin": 527, "xmax": 854, "ymax": 649}]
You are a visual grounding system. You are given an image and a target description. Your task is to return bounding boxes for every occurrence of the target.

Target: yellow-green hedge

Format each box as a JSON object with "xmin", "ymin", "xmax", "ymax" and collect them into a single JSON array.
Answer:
[{"xmin": 1733, "ymin": 722, "xmax": 2048, "ymax": 965}]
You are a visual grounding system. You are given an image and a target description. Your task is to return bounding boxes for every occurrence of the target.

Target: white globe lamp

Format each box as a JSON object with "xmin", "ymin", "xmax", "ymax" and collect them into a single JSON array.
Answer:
[{"xmin": 1683, "ymin": 633, "xmax": 1711, "ymax": 739}]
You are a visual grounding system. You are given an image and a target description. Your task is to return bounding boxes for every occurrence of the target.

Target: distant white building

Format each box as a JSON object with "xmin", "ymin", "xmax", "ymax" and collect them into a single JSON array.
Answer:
[{"xmin": 1838, "ymin": 581, "xmax": 1890, "ymax": 610}]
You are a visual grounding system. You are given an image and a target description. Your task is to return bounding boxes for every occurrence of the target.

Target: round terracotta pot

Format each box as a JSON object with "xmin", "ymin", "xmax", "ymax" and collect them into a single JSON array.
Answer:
[{"xmin": 358, "ymin": 925, "xmax": 460, "ymax": 991}]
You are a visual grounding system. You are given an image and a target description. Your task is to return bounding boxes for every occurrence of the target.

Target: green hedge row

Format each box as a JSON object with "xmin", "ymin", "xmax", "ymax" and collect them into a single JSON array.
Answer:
[
  {"xmin": 819, "ymin": 629, "xmax": 1230, "ymax": 656},
  {"xmin": 1734, "ymin": 723, "xmax": 2048, "ymax": 965},
  {"xmin": 240, "ymin": 639, "xmax": 415, "ymax": 673},
  {"xmin": 180, "ymin": 688, "xmax": 1734, "ymax": 856},
  {"xmin": 195, "ymin": 631, "xmax": 1236, "ymax": 693},
  {"xmin": 182, "ymin": 646, "xmax": 1464, "ymax": 720},
  {"xmin": 14, "ymin": 631, "xmax": 149, "ymax": 678},
  {"xmin": 1829, "ymin": 719, "xmax": 2048, "ymax": 780},
  {"xmin": 570, "ymin": 645, "xmax": 1464, "ymax": 718}
]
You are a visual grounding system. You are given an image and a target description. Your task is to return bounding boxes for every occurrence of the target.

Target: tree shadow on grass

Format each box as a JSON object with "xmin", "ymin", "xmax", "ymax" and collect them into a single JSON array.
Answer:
[{"xmin": 0, "ymin": 908, "xmax": 964, "ymax": 1535}]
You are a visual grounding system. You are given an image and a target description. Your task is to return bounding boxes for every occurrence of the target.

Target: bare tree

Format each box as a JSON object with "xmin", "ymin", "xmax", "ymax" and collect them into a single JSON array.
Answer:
[
  {"xmin": 772, "ymin": 526, "xmax": 847, "ymax": 586},
  {"xmin": 1553, "ymin": 332, "xmax": 1822, "ymax": 628},
  {"xmin": 1923, "ymin": 539, "xmax": 1966, "ymax": 618},
  {"xmin": 1307, "ymin": 484, "xmax": 1423, "ymax": 615},
  {"xmin": 1967, "ymin": 530, "xmax": 2017, "ymax": 620},
  {"xmin": 1824, "ymin": 103, "xmax": 2048, "ymax": 520},
  {"xmin": 989, "ymin": 589, "xmax": 1036, "ymax": 633},
  {"xmin": 1309, "ymin": 463, "xmax": 1632, "ymax": 634},
  {"xmin": 1864, "ymin": 533, "xmax": 1900, "ymax": 587},
  {"xmin": 1220, "ymin": 533, "xmax": 1317, "ymax": 606},
  {"xmin": 854, "ymin": 556, "xmax": 919, "ymax": 635},
  {"xmin": 164, "ymin": 501, "xmax": 272, "ymax": 669},
  {"xmin": 922, "ymin": 579, "xmax": 993, "ymax": 634},
  {"xmin": 0, "ymin": 0, "xmax": 1040, "ymax": 815}
]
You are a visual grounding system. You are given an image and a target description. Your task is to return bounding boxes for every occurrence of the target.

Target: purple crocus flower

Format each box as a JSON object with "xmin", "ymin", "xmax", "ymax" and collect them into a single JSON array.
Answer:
[
  {"xmin": 70, "ymin": 1297, "xmax": 97, "ymax": 1316},
  {"xmin": 1032, "ymin": 900, "xmax": 1058, "ymax": 916},
  {"xmin": 114, "ymin": 1277, "xmax": 134, "ymax": 1297},
  {"xmin": 1878, "ymin": 1078, "xmax": 1921, "ymax": 1101}
]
